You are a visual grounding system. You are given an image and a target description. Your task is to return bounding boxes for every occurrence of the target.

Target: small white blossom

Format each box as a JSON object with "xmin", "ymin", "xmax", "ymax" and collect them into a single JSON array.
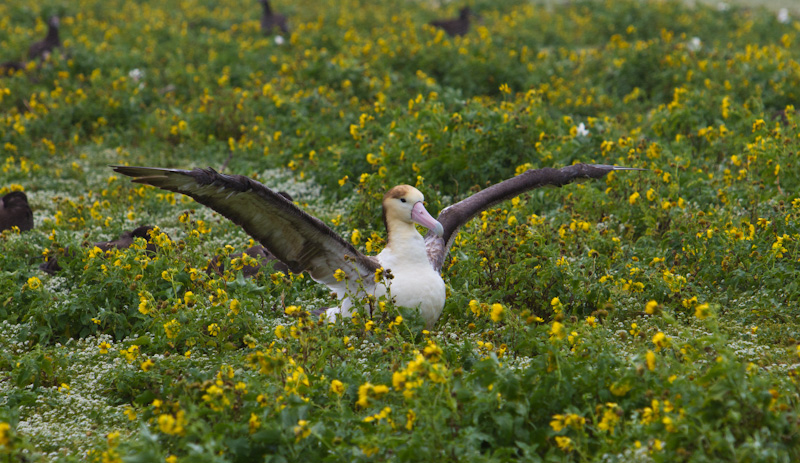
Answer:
[
  {"xmin": 128, "ymin": 68, "xmax": 144, "ymax": 82},
  {"xmin": 777, "ymin": 8, "xmax": 790, "ymax": 24}
]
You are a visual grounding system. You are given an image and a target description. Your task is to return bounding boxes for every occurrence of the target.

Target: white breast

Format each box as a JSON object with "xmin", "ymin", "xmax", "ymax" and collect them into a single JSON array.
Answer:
[
  {"xmin": 377, "ymin": 257, "xmax": 445, "ymax": 328},
  {"xmin": 326, "ymin": 231, "xmax": 446, "ymax": 328}
]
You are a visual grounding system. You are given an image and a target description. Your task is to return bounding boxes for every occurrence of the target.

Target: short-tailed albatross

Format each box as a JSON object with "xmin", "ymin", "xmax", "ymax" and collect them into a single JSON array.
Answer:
[{"xmin": 112, "ymin": 164, "xmax": 643, "ymax": 327}]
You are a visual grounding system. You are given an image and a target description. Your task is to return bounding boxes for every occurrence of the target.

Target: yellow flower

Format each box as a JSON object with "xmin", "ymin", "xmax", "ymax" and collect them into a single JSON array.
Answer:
[
  {"xmin": 373, "ymin": 267, "xmax": 385, "ymax": 283},
  {"xmin": 141, "ymin": 359, "xmax": 154, "ymax": 372},
  {"xmin": 275, "ymin": 325, "xmax": 286, "ymax": 339},
  {"xmin": 628, "ymin": 191, "xmax": 640, "ymax": 205},
  {"xmin": 349, "ymin": 124, "xmax": 361, "ymax": 140},
  {"xmin": 209, "ymin": 288, "xmax": 228, "ymax": 306},
  {"xmin": 663, "ymin": 416, "xmax": 677, "ymax": 433},
  {"xmin": 98, "ymin": 342, "xmax": 111, "ymax": 354},
  {"xmin": 249, "ymin": 413, "xmax": 261, "ymax": 434},
  {"xmin": 330, "ymin": 379, "xmax": 345, "ymax": 396},
  {"xmin": 609, "ymin": 382, "xmax": 631, "ymax": 397},
  {"xmin": 121, "ymin": 345, "xmax": 140, "ymax": 363},
  {"xmin": 550, "ymin": 321, "xmax": 566, "ymax": 341},
  {"xmin": 550, "ymin": 413, "xmax": 585, "ymax": 432},
  {"xmin": 157, "ymin": 411, "xmax": 186, "ymax": 436},
  {"xmin": 550, "ymin": 415, "xmax": 567, "ymax": 432},
  {"xmin": 334, "ymin": 268, "xmax": 346, "ymax": 281},
  {"xmin": 0, "ymin": 422, "xmax": 11, "ymax": 446},
  {"xmin": 406, "ymin": 409, "xmax": 416, "ymax": 430},
  {"xmin": 357, "ymin": 382, "xmax": 389, "ymax": 408},
  {"xmin": 423, "ymin": 341, "xmax": 443, "ymax": 362},
  {"xmin": 163, "ymin": 320, "xmax": 181, "ymax": 339},
  {"xmin": 293, "ymin": 420, "xmax": 311, "ymax": 441},
  {"xmin": 652, "ymin": 332, "xmax": 669, "ymax": 351},
  {"xmin": 694, "ymin": 303, "xmax": 711, "ymax": 320},
  {"xmin": 363, "ymin": 406, "xmax": 392, "ymax": 423},
  {"xmin": 555, "ymin": 436, "xmax": 573, "ymax": 452},
  {"xmin": 469, "ymin": 299, "xmax": 481, "ymax": 315},
  {"xmin": 597, "ymin": 403, "xmax": 620, "ymax": 434},
  {"xmin": 229, "ymin": 299, "xmax": 241, "ymax": 315},
  {"xmin": 645, "ymin": 300, "xmax": 658, "ymax": 315},
  {"xmin": 208, "ymin": 323, "xmax": 220, "ymax": 336},
  {"xmin": 285, "ymin": 305, "xmax": 301, "ymax": 316},
  {"xmin": 138, "ymin": 299, "xmax": 151, "ymax": 315},
  {"xmin": 26, "ymin": 276, "xmax": 42, "ymax": 290},
  {"xmin": 490, "ymin": 303, "xmax": 504, "ymax": 322},
  {"xmin": 646, "ymin": 350, "xmax": 656, "ymax": 371}
]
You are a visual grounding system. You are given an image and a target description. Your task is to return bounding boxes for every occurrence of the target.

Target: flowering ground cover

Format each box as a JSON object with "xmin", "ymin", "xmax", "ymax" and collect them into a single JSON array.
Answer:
[{"xmin": 1, "ymin": 0, "xmax": 800, "ymax": 461}]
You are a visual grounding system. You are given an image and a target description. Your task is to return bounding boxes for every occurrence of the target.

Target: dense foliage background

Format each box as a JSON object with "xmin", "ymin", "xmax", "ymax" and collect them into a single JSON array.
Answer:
[{"xmin": 1, "ymin": 0, "xmax": 800, "ymax": 461}]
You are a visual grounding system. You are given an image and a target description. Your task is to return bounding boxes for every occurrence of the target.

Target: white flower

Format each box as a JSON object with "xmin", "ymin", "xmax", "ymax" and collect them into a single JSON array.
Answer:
[
  {"xmin": 716, "ymin": 2, "xmax": 729, "ymax": 12},
  {"xmin": 687, "ymin": 37, "xmax": 702, "ymax": 52},
  {"xmin": 576, "ymin": 123, "xmax": 590, "ymax": 137},
  {"xmin": 128, "ymin": 68, "xmax": 144, "ymax": 82},
  {"xmin": 274, "ymin": 35, "xmax": 285, "ymax": 45},
  {"xmin": 777, "ymin": 9, "xmax": 790, "ymax": 24}
]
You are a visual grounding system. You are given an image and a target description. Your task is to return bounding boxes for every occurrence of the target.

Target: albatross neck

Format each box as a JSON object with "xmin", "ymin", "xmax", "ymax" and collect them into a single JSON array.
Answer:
[{"xmin": 383, "ymin": 221, "xmax": 428, "ymax": 264}]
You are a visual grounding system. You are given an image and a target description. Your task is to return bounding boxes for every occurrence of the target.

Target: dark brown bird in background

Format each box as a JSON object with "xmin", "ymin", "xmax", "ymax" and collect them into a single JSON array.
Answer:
[
  {"xmin": 430, "ymin": 7, "xmax": 474, "ymax": 37},
  {"xmin": 207, "ymin": 245, "xmax": 290, "ymax": 278},
  {"xmin": 0, "ymin": 191, "xmax": 34, "ymax": 232},
  {"xmin": 260, "ymin": 0, "xmax": 289, "ymax": 35},
  {"xmin": 28, "ymin": 16, "xmax": 61, "ymax": 61},
  {"xmin": 94, "ymin": 225, "xmax": 159, "ymax": 252},
  {"xmin": 0, "ymin": 61, "xmax": 24, "ymax": 76},
  {"xmin": 39, "ymin": 226, "xmax": 161, "ymax": 274}
]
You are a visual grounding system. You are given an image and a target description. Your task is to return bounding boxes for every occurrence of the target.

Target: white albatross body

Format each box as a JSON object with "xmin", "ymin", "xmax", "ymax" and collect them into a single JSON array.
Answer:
[
  {"xmin": 332, "ymin": 216, "xmax": 447, "ymax": 327},
  {"xmin": 112, "ymin": 163, "xmax": 644, "ymax": 328},
  {"xmin": 328, "ymin": 185, "xmax": 446, "ymax": 328},
  {"xmin": 374, "ymin": 237, "xmax": 447, "ymax": 327}
]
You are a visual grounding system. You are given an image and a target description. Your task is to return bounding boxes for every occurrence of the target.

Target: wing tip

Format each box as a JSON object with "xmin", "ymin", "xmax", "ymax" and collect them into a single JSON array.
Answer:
[
  {"xmin": 111, "ymin": 165, "xmax": 162, "ymax": 178},
  {"xmin": 588, "ymin": 164, "xmax": 649, "ymax": 172}
]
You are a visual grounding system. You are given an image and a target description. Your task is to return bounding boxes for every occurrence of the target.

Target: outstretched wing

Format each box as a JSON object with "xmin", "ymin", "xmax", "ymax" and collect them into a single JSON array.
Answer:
[
  {"xmin": 424, "ymin": 164, "xmax": 646, "ymax": 272},
  {"xmin": 112, "ymin": 166, "xmax": 380, "ymax": 294}
]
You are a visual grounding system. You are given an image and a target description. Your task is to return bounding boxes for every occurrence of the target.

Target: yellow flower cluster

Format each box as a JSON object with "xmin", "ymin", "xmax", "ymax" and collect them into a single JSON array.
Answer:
[
  {"xmin": 357, "ymin": 382, "xmax": 390, "ymax": 408},
  {"xmin": 468, "ymin": 299, "xmax": 506, "ymax": 322}
]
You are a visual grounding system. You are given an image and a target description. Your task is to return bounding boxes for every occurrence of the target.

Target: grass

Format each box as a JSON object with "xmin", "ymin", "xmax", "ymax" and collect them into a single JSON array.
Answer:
[{"xmin": 1, "ymin": 0, "xmax": 800, "ymax": 461}]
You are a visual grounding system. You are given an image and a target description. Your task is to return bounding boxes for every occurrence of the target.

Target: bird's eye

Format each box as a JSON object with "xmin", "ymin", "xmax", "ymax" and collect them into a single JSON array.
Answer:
[{"xmin": 400, "ymin": 198, "xmax": 407, "ymax": 203}]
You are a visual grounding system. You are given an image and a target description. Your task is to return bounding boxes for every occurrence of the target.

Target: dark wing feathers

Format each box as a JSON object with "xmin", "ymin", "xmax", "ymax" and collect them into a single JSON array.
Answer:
[
  {"xmin": 112, "ymin": 166, "xmax": 380, "ymax": 289},
  {"xmin": 425, "ymin": 164, "xmax": 645, "ymax": 271}
]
